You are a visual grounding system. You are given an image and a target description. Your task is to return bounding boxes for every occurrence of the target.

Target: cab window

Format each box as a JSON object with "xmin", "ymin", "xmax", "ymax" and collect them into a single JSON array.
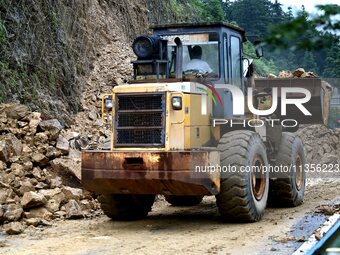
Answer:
[{"xmin": 230, "ymin": 36, "xmax": 242, "ymax": 87}]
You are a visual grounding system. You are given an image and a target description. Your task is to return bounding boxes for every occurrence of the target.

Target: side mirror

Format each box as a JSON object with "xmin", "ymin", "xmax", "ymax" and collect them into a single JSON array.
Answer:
[{"xmin": 256, "ymin": 47, "xmax": 264, "ymax": 58}]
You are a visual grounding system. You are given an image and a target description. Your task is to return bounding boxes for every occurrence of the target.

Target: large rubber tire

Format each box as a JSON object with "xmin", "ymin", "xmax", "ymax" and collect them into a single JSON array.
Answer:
[
  {"xmin": 165, "ymin": 195, "xmax": 203, "ymax": 206},
  {"xmin": 216, "ymin": 130, "xmax": 269, "ymax": 222},
  {"xmin": 98, "ymin": 194, "xmax": 155, "ymax": 220},
  {"xmin": 269, "ymin": 132, "xmax": 306, "ymax": 207}
]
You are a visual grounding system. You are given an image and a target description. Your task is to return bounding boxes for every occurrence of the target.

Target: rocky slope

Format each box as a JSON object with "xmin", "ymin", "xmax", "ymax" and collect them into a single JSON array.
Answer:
[{"xmin": 0, "ymin": 0, "xmax": 149, "ymax": 125}]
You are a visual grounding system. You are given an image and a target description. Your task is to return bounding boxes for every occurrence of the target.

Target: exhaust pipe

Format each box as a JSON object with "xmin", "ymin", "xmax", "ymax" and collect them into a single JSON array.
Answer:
[{"xmin": 175, "ymin": 37, "xmax": 183, "ymax": 79}]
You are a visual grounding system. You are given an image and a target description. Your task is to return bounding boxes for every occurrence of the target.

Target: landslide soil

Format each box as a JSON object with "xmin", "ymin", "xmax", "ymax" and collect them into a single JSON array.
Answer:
[{"xmin": 1, "ymin": 179, "xmax": 339, "ymax": 255}]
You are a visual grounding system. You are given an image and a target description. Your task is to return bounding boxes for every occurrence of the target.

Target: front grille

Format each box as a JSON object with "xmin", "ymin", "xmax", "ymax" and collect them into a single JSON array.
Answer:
[{"xmin": 115, "ymin": 93, "xmax": 165, "ymax": 147}]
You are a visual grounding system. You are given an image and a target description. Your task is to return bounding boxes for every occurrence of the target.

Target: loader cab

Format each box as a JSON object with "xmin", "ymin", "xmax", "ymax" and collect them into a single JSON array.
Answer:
[{"xmin": 131, "ymin": 22, "xmax": 247, "ymax": 119}]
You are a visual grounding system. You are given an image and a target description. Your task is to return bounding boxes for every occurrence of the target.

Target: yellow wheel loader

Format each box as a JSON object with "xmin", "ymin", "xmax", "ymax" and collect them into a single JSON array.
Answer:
[{"xmin": 81, "ymin": 22, "xmax": 331, "ymax": 222}]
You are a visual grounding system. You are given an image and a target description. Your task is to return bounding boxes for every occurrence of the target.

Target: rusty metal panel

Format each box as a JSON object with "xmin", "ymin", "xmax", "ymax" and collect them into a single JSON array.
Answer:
[{"xmin": 81, "ymin": 150, "xmax": 219, "ymax": 196}]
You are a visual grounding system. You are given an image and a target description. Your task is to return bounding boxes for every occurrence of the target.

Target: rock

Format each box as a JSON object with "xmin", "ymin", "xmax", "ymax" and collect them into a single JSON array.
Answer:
[
  {"xmin": 3, "ymin": 203, "xmax": 24, "ymax": 221},
  {"xmin": 50, "ymin": 158, "xmax": 81, "ymax": 186},
  {"xmin": 24, "ymin": 217, "xmax": 42, "ymax": 227},
  {"xmin": 22, "ymin": 144, "xmax": 32, "ymax": 154},
  {"xmin": 0, "ymin": 189, "xmax": 8, "ymax": 204},
  {"xmin": 64, "ymin": 131, "xmax": 80, "ymax": 141},
  {"xmin": 22, "ymin": 160, "xmax": 33, "ymax": 171},
  {"xmin": 34, "ymin": 132, "xmax": 49, "ymax": 145},
  {"xmin": 0, "ymin": 141, "xmax": 10, "ymax": 163},
  {"xmin": 64, "ymin": 199, "xmax": 84, "ymax": 219},
  {"xmin": 88, "ymin": 111, "xmax": 97, "ymax": 121},
  {"xmin": 21, "ymin": 191, "xmax": 47, "ymax": 209},
  {"xmin": 32, "ymin": 167, "xmax": 42, "ymax": 181},
  {"xmin": 293, "ymin": 68, "xmax": 305, "ymax": 77},
  {"xmin": 0, "ymin": 160, "xmax": 6, "ymax": 171},
  {"xmin": 45, "ymin": 146, "xmax": 62, "ymax": 159},
  {"xmin": 62, "ymin": 186, "xmax": 83, "ymax": 201},
  {"xmin": 4, "ymin": 222, "xmax": 24, "ymax": 235},
  {"xmin": 38, "ymin": 119, "xmax": 62, "ymax": 140},
  {"xmin": 28, "ymin": 112, "xmax": 41, "ymax": 134},
  {"xmin": 50, "ymin": 177, "xmax": 63, "ymax": 188},
  {"xmin": 267, "ymin": 73, "xmax": 277, "ymax": 79},
  {"xmin": 56, "ymin": 136, "xmax": 70, "ymax": 154},
  {"xmin": 68, "ymin": 148, "xmax": 81, "ymax": 159},
  {"xmin": 39, "ymin": 188, "xmax": 66, "ymax": 205},
  {"xmin": 24, "ymin": 217, "xmax": 52, "ymax": 227},
  {"xmin": 3, "ymin": 133, "xmax": 23, "ymax": 157},
  {"xmin": 54, "ymin": 210, "xmax": 66, "ymax": 219},
  {"xmin": 35, "ymin": 182, "xmax": 48, "ymax": 189},
  {"xmin": 25, "ymin": 207, "xmax": 54, "ymax": 220},
  {"xmin": 3, "ymin": 104, "xmax": 29, "ymax": 120},
  {"xmin": 32, "ymin": 152, "xmax": 49, "ymax": 167},
  {"xmin": 18, "ymin": 180, "xmax": 35, "ymax": 195},
  {"xmin": 45, "ymin": 199, "xmax": 60, "ymax": 212},
  {"xmin": 11, "ymin": 163, "xmax": 24, "ymax": 177}
]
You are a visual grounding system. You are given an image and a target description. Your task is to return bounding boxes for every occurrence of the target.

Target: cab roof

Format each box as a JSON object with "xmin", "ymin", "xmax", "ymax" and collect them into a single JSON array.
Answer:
[{"xmin": 151, "ymin": 22, "xmax": 246, "ymax": 42}]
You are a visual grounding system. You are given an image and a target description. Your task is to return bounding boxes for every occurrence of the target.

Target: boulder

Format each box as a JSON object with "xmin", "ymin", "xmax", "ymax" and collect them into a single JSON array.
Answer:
[
  {"xmin": 11, "ymin": 163, "xmax": 24, "ymax": 177},
  {"xmin": 21, "ymin": 191, "xmax": 47, "ymax": 209},
  {"xmin": 3, "ymin": 203, "xmax": 24, "ymax": 221},
  {"xmin": 24, "ymin": 217, "xmax": 52, "ymax": 227},
  {"xmin": 56, "ymin": 136, "xmax": 70, "ymax": 154},
  {"xmin": 45, "ymin": 199, "xmax": 60, "ymax": 212},
  {"xmin": 50, "ymin": 158, "xmax": 81, "ymax": 187},
  {"xmin": 0, "ymin": 189, "xmax": 8, "ymax": 204},
  {"xmin": 39, "ymin": 188, "xmax": 65, "ymax": 201},
  {"xmin": 50, "ymin": 176, "xmax": 63, "ymax": 188},
  {"xmin": 0, "ymin": 141, "xmax": 9, "ymax": 163},
  {"xmin": 4, "ymin": 133, "xmax": 23, "ymax": 156},
  {"xmin": 28, "ymin": 112, "xmax": 41, "ymax": 134},
  {"xmin": 64, "ymin": 199, "xmax": 84, "ymax": 219},
  {"xmin": 18, "ymin": 180, "xmax": 35, "ymax": 195},
  {"xmin": 38, "ymin": 119, "xmax": 62, "ymax": 140},
  {"xmin": 293, "ymin": 68, "xmax": 305, "ymax": 77},
  {"xmin": 4, "ymin": 222, "xmax": 24, "ymax": 235},
  {"xmin": 25, "ymin": 207, "xmax": 54, "ymax": 220},
  {"xmin": 3, "ymin": 104, "xmax": 29, "ymax": 120},
  {"xmin": 45, "ymin": 146, "xmax": 62, "ymax": 159},
  {"xmin": 32, "ymin": 153, "xmax": 49, "ymax": 167},
  {"xmin": 62, "ymin": 186, "xmax": 83, "ymax": 201}
]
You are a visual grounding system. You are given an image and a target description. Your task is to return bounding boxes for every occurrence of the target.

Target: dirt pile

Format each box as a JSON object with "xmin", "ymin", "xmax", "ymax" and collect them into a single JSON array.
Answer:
[
  {"xmin": 0, "ymin": 104, "xmax": 101, "ymax": 235},
  {"xmin": 297, "ymin": 125, "xmax": 340, "ymax": 164},
  {"xmin": 268, "ymin": 68, "xmax": 318, "ymax": 79}
]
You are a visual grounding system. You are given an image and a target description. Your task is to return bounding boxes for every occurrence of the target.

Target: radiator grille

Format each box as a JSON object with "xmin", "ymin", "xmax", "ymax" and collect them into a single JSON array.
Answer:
[{"xmin": 115, "ymin": 93, "xmax": 165, "ymax": 147}]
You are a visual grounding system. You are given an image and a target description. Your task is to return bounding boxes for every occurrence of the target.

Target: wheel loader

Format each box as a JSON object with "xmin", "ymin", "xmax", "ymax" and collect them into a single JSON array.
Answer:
[{"xmin": 81, "ymin": 22, "xmax": 331, "ymax": 222}]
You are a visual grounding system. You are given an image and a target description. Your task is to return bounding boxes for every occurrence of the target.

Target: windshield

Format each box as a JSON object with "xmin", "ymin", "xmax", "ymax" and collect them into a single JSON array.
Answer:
[{"xmin": 162, "ymin": 33, "xmax": 219, "ymax": 79}]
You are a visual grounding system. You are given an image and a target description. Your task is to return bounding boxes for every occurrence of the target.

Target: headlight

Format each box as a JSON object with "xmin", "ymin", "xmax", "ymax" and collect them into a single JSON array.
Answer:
[
  {"xmin": 104, "ymin": 97, "xmax": 113, "ymax": 109},
  {"xmin": 132, "ymin": 36, "xmax": 159, "ymax": 59},
  {"xmin": 172, "ymin": 96, "xmax": 182, "ymax": 110}
]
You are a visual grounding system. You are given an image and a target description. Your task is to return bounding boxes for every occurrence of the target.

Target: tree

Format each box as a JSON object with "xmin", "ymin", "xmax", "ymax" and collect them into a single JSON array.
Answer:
[
  {"xmin": 323, "ymin": 44, "xmax": 340, "ymax": 78},
  {"xmin": 201, "ymin": 0, "xmax": 225, "ymax": 22},
  {"xmin": 301, "ymin": 51, "xmax": 318, "ymax": 73},
  {"xmin": 265, "ymin": 4, "xmax": 340, "ymax": 51}
]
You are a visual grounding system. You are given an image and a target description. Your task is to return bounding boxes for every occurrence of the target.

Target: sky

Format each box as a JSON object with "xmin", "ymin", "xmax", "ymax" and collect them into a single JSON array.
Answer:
[{"xmin": 277, "ymin": 0, "xmax": 339, "ymax": 14}]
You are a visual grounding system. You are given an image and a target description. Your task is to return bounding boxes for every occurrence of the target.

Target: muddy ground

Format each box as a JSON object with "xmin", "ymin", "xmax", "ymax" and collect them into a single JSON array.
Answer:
[{"xmin": 0, "ymin": 179, "xmax": 339, "ymax": 255}]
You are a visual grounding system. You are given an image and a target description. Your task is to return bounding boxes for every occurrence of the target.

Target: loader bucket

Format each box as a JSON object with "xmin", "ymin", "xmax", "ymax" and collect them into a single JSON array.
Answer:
[{"xmin": 254, "ymin": 78, "xmax": 332, "ymax": 124}]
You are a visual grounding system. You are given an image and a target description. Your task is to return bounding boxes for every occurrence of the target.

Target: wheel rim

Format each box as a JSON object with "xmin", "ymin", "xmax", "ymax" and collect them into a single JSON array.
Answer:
[
  {"xmin": 295, "ymin": 155, "xmax": 304, "ymax": 191},
  {"xmin": 251, "ymin": 155, "xmax": 266, "ymax": 201}
]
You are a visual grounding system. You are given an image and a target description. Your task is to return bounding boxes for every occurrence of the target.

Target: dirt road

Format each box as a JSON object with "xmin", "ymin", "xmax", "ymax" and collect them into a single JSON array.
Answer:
[{"xmin": 1, "ymin": 179, "xmax": 339, "ymax": 255}]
